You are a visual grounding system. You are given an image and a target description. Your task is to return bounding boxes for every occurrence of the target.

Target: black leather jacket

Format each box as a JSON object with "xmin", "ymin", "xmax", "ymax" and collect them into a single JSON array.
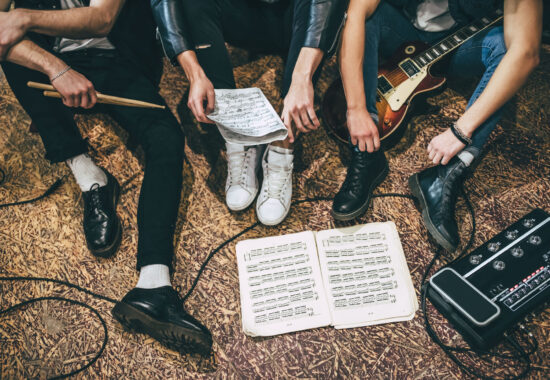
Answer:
[{"xmin": 150, "ymin": 0, "xmax": 347, "ymax": 64}]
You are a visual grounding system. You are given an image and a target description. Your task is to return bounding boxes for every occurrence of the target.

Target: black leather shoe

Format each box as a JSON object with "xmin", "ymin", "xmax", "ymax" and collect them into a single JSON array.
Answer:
[
  {"xmin": 408, "ymin": 156, "xmax": 468, "ymax": 252},
  {"xmin": 112, "ymin": 286, "xmax": 212, "ymax": 355},
  {"xmin": 332, "ymin": 149, "xmax": 388, "ymax": 221},
  {"xmin": 82, "ymin": 171, "xmax": 121, "ymax": 258}
]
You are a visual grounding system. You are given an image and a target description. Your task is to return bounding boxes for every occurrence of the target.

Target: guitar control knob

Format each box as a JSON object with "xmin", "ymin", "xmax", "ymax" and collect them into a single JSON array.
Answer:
[
  {"xmin": 506, "ymin": 230, "xmax": 519, "ymax": 240},
  {"xmin": 488, "ymin": 242, "xmax": 501, "ymax": 252},
  {"xmin": 384, "ymin": 119, "xmax": 392, "ymax": 127},
  {"xmin": 523, "ymin": 218, "xmax": 536, "ymax": 228},
  {"xmin": 528, "ymin": 235, "xmax": 542, "ymax": 245},
  {"xmin": 469, "ymin": 254, "xmax": 483, "ymax": 265},
  {"xmin": 511, "ymin": 247, "xmax": 524, "ymax": 258},
  {"xmin": 493, "ymin": 260, "xmax": 506, "ymax": 271}
]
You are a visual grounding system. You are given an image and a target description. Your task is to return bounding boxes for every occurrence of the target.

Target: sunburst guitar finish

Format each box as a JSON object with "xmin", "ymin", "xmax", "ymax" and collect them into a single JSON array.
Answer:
[{"xmin": 322, "ymin": 10, "xmax": 503, "ymax": 145}]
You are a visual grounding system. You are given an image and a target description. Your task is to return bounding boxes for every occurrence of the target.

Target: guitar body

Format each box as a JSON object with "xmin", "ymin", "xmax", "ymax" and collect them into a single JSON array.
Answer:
[{"xmin": 322, "ymin": 41, "xmax": 446, "ymax": 146}]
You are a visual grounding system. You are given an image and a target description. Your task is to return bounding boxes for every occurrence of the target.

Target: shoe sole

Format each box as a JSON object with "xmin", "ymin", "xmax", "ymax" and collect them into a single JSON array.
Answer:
[
  {"xmin": 331, "ymin": 160, "xmax": 389, "ymax": 221},
  {"xmin": 111, "ymin": 302, "xmax": 212, "ymax": 355},
  {"xmin": 89, "ymin": 178, "xmax": 122, "ymax": 258},
  {"xmin": 408, "ymin": 173, "xmax": 456, "ymax": 252},
  {"xmin": 226, "ymin": 187, "xmax": 259, "ymax": 212},
  {"xmin": 256, "ymin": 201, "xmax": 291, "ymax": 226}
]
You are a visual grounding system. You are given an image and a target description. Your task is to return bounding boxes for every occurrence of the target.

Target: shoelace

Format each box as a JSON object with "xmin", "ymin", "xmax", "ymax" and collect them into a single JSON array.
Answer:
[
  {"xmin": 264, "ymin": 162, "xmax": 290, "ymax": 200},
  {"xmin": 341, "ymin": 152, "xmax": 371, "ymax": 192},
  {"xmin": 439, "ymin": 164, "xmax": 465, "ymax": 216},
  {"xmin": 227, "ymin": 150, "xmax": 249, "ymax": 187},
  {"xmin": 87, "ymin": 183, "xmax": 104, "ymax": 214}
]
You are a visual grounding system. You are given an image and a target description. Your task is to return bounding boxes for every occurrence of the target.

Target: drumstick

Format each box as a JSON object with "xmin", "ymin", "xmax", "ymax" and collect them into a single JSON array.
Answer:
[{"xmin": 28, "ymin": 81, "xmax": 166, "ymax": 110}]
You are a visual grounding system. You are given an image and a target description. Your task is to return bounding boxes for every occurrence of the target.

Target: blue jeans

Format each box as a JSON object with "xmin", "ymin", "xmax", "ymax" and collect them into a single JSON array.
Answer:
[{"xmin": 363, "ymin": 3, "xmax": 507, "ymax": 152}]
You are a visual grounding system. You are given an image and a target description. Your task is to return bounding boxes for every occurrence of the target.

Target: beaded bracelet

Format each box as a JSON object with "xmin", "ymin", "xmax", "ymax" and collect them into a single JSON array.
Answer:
[{"xmin": 450, "ymin": 122, "xmax": 472, "ymax": 146}]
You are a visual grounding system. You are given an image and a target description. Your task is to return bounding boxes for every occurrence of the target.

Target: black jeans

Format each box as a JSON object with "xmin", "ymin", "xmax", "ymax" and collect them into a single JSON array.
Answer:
[
  {"xmin": 182, "ymin": 0, "xmax": 320, "ymax": 97},
  {"xmin": 1, "ymin": 49, "xmax": 184, "ymax": 270}
]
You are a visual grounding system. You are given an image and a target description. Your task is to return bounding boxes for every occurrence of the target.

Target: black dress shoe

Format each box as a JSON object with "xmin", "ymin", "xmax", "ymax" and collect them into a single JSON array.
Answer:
[
  {"xmin": 408, "ymin": 156, "xmax": 468, "ymax": 252},
  {"xmin": 82, "ymin": 171, "xmax": 121, "ymax": 258},
  {"xmin": 112, "ymin": 286, "xmax": 212, "ymax": 355},
  {"xmin": 332, "ymin": 149, "xmax": 388, "ymax": 221}
]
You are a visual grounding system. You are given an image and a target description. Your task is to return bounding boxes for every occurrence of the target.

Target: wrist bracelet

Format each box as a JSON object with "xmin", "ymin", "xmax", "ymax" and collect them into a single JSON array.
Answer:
[
  {"xmin": 50, "ymin": 66, "xmax": 71, "ymax": 82},
  {"xmin": 450, "ymin": 122, "xmax": 472, "ymax": 146}
]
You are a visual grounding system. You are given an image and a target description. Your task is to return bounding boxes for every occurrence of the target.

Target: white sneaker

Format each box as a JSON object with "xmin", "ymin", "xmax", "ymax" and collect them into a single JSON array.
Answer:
[
  {"xmin": 225, "ymin": 143, "xmax": 265, "ymax": 211},
  {"xmin": 256, "ymin": 145, "xmax": 293, "ymax": 226}
]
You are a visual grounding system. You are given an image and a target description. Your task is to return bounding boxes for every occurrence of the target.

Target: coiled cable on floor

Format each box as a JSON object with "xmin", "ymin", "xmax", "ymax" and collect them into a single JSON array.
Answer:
[{"xmin": 0, "ymin": 166, "xmax": 539, "ymax": 379}]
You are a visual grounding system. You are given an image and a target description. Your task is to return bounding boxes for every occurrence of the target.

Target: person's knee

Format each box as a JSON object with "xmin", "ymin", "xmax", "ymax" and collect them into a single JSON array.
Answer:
[
  {"xmin": 484, "ymin": 27, "xmax": 507, "ymax": 67},
  {"xmin": 144, "ymin": 125, "xmax": 185, "ymax": 164}
]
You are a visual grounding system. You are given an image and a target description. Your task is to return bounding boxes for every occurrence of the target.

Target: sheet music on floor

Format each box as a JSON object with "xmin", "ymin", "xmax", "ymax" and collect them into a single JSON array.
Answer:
[
  {"xmin": 207, "ymin": 88, "xmax": 288, "ymax": 145},
  {"xmin": 236, "ymin": 222, "xmax": 418, "ymax": 337}
]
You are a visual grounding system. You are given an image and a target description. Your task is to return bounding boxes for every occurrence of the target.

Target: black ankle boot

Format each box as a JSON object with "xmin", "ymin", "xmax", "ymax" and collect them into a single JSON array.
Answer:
[
  {"xmin": 408, "ymin": 156, "xmax": 469, "ymax": 252},
  {"xmin": 82, "ymin": 171, "xmax": 121, "ymax": 258},
  {"xmin": 332, "ymin": 149, "xmax": 389, "ymax": 221}
]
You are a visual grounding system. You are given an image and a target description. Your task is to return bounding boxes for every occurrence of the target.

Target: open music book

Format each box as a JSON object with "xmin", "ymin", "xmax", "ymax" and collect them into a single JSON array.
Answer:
[{"xmin": 236, "ymin": 222, "xmax": 418, "ymax": 337}]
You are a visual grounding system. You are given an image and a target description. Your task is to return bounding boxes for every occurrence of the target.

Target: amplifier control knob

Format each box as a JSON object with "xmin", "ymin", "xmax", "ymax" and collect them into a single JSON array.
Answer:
[
  {"xmin": 488, "ymin": 242, "xmax": 501, "ymax": 252},
  {"xmin": 469, "ymin": 254, "xmax": 483, "ymax": 265},
  {"xmin": 528, "ymin": 235, "xmax": 542, "ymax": 245},
  {"xmin": 506, "ymin": 230, "xmax": 519, "ymax": 240},
  {"xmin": 543, "ymin": 253, "xmax": 550, "ymax": 263},
  {"xmin": 523, "ymin": 218, "xmax": 536, "ymax": 228},
  {"xmin": 511, "ymin": 247, "xmax": 524, "ymax": 258},
  {"xmin": 493, "ymin": 260, "xmax": 506, "ymax": 271}
]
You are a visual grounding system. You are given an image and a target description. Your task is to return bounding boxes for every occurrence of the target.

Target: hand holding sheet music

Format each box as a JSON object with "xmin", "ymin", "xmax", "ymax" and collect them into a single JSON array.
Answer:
[{"xmin": 207, "ymin": 88, "xmax": 288, "ymax": 145}]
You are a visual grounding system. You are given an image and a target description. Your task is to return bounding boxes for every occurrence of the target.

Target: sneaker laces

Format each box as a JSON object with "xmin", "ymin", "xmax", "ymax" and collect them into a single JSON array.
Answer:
[
  {"xmin": 227, "ymin": 150, "xmax": 249, "ymax": 187},
  {"xmin": 264, "ymin": 162, "xmax": 290, "ymax": 200}
]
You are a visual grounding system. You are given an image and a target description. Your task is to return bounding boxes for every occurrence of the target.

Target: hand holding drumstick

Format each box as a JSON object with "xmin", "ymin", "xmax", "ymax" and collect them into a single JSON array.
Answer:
[{"xmin": 28, "ymin": 68, "xmax": 165, "ymax": 110}]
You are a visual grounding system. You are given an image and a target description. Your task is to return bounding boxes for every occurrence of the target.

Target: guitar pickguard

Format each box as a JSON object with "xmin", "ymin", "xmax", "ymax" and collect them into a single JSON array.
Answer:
[{"xmin": 382, "ymin": 67, "xmax": 428, "ymax": 112}]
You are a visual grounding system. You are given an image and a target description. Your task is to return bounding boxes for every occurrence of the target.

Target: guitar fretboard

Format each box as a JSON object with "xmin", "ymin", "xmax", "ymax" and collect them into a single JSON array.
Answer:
[{"xmin": 411, "ymin": 10, "xmax": 503, "ymax": 69}]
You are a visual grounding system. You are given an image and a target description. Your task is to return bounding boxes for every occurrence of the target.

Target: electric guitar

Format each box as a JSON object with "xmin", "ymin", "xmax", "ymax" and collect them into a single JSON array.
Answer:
[{"xmin": 321, "ymin": 9, "xmax": 503, "ymax": 145}]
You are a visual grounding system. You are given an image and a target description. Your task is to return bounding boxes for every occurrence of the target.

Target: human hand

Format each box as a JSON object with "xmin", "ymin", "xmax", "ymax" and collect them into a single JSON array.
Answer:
[
  {"xmin": 49, "ymin": 65, "xmax": 97, "ymax": 109},
  {"xmin": 0, "ymin": 10, "xmax": 29, "ymax": 59},
  {"xmin": 427, "ymin": 128, "xmax": 468, "ymax": 165},
  {"xmin": 347, "ymin": 108, "xmax": 380, "ymax": 152},
  {"xmin": 281, "ymin": 77, "xmax": 320, "ymax": 143},
  {"xmin": 187, "ymin": 75, "xmax": 215, "ymax": 124}
]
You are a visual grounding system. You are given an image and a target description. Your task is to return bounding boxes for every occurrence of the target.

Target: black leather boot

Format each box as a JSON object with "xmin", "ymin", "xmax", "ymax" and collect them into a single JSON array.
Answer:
[
  {"xmin": 408, "ymin": 156, "xmax": 468, "ymax": 252},
  {"xmin": 82, "ymin": 171, "xmax": 121, "ymax": 258},
  {"xmin": 332, "ymin": 149, "xmax": 389, "ymax": 221},
  {"xmin": 112, "ymin": 286, "xmax": 213, "ymax": 355}
]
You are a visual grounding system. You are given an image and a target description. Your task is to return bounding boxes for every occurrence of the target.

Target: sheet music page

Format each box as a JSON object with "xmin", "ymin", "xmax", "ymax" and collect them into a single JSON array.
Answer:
[
  {"xmin": 207, "ymin": 88, "xmax": 288, "ymax": 145},
  {"xmin": 315, "ymin": 222, "xmax": 417, "ymax": 328},
  {"xmin": 236, "ymin": 231, "xmax": 331, "ymax": 337}
]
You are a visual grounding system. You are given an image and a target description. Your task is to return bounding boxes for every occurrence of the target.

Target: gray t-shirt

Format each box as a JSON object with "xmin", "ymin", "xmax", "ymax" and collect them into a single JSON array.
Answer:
[
  {"xmin": 54, "ymin": 0, "xmax": 115, "ymax": 53},
  {"xmin": 413, "ymin": 0, "xmax": 457, "ymax": 32}
]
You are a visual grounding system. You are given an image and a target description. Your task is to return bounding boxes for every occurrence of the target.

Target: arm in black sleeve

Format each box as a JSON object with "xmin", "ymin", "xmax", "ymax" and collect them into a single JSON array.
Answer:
[
  {"xmin": 302, "ymin": 0, "xmax": 348, "ymax": 57},
  {"xmin": 150, "ymin": 0, "xmax": 193, "ymax": 63}
]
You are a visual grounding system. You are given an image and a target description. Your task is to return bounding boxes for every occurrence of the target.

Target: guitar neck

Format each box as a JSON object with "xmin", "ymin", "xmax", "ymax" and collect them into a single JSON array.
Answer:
[{"xmin": 411, "ymin": 10, "xmax": 504, "ymax": 69}]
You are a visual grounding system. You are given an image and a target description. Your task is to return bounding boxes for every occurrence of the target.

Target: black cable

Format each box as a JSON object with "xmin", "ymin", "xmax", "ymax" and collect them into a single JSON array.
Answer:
[
  {"xmin": 0, "ymin": 167, "xmax": 540, "ymax": 379},
  {"xmin": 0, "ymin": 177, "xmax": 64, "ymax": 209}
]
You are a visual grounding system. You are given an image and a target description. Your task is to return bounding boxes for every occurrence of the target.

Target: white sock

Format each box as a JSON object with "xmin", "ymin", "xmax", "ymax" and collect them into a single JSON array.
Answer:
[
  {"xmin": 66, "ymin": 154, "xmax": 108, "ymax": 192},
  {"xmin": 267, "ymin": 145, "xmax": 293, "ymax": 166},
  {"xmin": 135, "ymin": 264, "xmax": 171, "ymax": 289},
  {"xmin": 458, "ymin": 150, "xmax": 475, "ymax": 167}
]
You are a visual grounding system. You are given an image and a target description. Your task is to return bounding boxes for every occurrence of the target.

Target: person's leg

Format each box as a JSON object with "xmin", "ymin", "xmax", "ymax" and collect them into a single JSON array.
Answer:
[
  {"xmin": 1, "ymin": 55, "xmax": 121, "ymax": 257},
  {"xmin": 333, "ymin": 3, "xmax": 424, "ymax": 221},
  {"xmin": 88, "ymin": 53, "xmax": 212, "ymax": 354},
  {"xmin": 447, "ymin": 26, "xmax": 507, "ymax": 155},
  {"xmin": 0, "ymin": 61, "xmax": 87, "ymax": 162},
  {"xmin": 408, "ymin": 26, "xmax": 507, "ymax": 252}
]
